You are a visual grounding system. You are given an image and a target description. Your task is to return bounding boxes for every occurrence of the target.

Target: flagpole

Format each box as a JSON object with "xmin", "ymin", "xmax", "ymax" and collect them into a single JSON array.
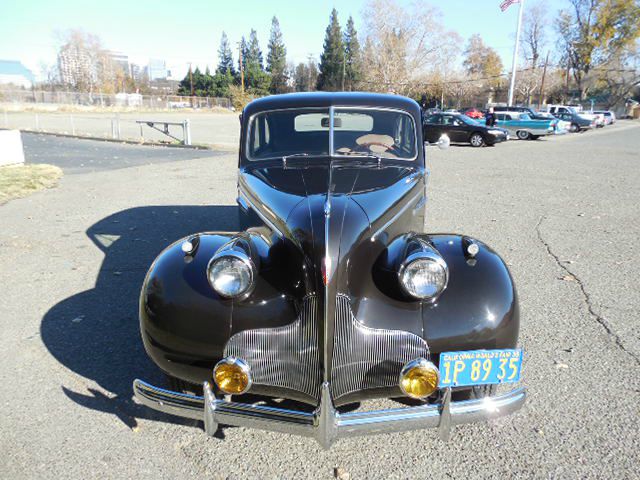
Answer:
[{"xmin": 507, "ymin": 0, "xmax": 525, "ymax": 106}]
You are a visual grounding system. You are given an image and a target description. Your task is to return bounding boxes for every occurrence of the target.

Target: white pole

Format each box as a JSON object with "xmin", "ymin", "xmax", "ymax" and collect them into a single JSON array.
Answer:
[{"xmin": 508, "ymin": 0, "xmax": 525, "ymax": 106}]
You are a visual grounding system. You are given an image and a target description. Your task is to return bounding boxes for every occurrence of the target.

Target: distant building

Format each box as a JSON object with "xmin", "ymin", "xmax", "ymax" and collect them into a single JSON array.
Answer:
[
  {"xmin": 107, "ymin": 51, "xmax": 129, "ymax": 74},
  {"xmin": 129, "ymin": 63, "xmax": 143, "ymax": 81},
  {"xmin": 58, "ymin": 44, "xmax": 94, "ymax": 87},
  {"xmin": 0, "ymin": 60, "xmax": 35, "ymax": 88},
  {"xmin": 148, "ymin": 58, "xmax": 168, "ymax": 81}
]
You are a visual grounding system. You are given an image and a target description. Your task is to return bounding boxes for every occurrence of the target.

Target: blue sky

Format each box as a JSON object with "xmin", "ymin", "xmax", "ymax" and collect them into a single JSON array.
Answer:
[{"xmin": 0, "ymin": 0, "xmax": 560, "ymax": 80}]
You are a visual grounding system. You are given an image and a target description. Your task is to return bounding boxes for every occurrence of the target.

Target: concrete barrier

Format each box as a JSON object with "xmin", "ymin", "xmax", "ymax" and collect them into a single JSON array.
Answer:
[{"xmin": 0, "ymin": 130, "xmax": 25, "ymax": 166}]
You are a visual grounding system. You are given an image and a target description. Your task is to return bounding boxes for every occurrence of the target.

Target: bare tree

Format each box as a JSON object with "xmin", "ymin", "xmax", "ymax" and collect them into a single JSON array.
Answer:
[
  {"xmin": 360, "ymin": 0, "xmax": 459, "ymax": 95},
  {"xmin": 521, "ymin": 0, "xmax": 548, "ymax": 69},
  {"xmin": 55, "ymin": 29, "xmax": 125, "ymax": 94}
]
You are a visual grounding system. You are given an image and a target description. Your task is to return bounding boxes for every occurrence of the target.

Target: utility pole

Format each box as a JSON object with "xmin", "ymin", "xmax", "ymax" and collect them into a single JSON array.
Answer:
[
  {"xmin": 238, "ymin": 43, "xmax": 245, "ymax": 93},
  {"xmin": 307, "ymin": 54, "xmax": 314, "ymax": 92},
  {"xmin": 507, "ymin": 0, "xmax": 525, "ymax": 106},
  {"xmin": 538, "ymin": 51, "xmax": 550, "ymax": 108},
  {"xmin": 188, "ymin": 63, "xmax": 194, "ymax": 107}
]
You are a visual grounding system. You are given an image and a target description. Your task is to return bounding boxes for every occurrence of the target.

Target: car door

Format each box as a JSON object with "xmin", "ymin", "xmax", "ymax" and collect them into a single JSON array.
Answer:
[
  {"xmin": 422, "ymin": 114, "xmax": 442, "ymax": 143},
  {"xmin": 494, "ymin": 113, "xmax": 510, "ymax": 132},
  {"xmin": 441, "ymin": 115, "xmax": 467, "ymax": 142}
]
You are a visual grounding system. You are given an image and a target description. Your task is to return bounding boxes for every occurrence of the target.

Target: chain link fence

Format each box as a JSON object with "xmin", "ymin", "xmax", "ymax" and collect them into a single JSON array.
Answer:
[{"xmin": 0, "ymin": 89, "xmax": 231, "ymax": 110}]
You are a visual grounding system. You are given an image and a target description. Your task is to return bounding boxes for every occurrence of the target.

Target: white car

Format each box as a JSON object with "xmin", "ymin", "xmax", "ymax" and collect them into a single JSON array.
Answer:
[
  {"xmin": 586, "ymin": 111, "xmax": 606, "ymax": 128},
  {"xmin": 594, "ymin": 110, "xmax": 616, "ymax": 125}
]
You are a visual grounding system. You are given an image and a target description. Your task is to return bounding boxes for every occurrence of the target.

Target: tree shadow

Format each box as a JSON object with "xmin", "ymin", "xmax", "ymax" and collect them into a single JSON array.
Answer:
[{"xmin": 41, "ymin": 205, "xmax": 240, "ymax": 430}]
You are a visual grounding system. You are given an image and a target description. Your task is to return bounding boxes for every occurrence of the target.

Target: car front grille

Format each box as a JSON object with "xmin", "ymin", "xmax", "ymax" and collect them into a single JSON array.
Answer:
[
  {"xmin": 330, "ymin": 294, "xmax": 430, "ymax": 401},
  {"xmin": 224, "ymin": 294, "xmax": 430, "ymax": 404},
  {"xmin": 224, "ymin": 295, "xmax": 321, "ymax": 402}
]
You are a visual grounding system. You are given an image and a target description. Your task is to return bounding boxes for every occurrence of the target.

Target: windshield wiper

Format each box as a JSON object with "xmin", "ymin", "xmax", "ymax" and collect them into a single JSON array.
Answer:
[
  {"xmin": 282, "ymin": 153, "xmax": 309, "ymax": 168},
  {"xmin": 336, "ymin": 152, "xmax": 385, "ymax": 168}
]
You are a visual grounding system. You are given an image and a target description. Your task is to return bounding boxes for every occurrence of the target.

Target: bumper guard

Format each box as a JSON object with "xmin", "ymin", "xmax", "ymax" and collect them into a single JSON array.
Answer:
[{"xmin": 133, "ymin": 379, "xmax": 525, "ymax": 448}]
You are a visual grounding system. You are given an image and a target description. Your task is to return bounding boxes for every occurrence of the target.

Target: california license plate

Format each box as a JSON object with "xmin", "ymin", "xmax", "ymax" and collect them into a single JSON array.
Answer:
[{"xmin": 438, "ymin": 349, "xmax": 523, "ymax": 388}]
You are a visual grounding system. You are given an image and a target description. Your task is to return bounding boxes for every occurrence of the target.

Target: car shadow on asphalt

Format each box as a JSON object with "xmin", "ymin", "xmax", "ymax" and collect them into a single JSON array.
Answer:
[{"xmin": 40, "ymin": 205, "xmax": 241, "ymax": 431}]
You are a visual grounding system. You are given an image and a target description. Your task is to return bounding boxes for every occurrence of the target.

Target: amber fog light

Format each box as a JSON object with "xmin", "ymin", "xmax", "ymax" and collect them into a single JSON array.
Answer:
[
  {"xmin": 213, "ymin": 357, "xmax": 252, "ymax": 395},
  {"xmin": 399, "ymin": 358, "xmax": 439, "ymax": 399}
]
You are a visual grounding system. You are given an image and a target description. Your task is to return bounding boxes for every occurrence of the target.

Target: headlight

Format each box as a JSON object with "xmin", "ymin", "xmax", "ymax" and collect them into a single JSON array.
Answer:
[
  {"xmin": 207, "ymin": 250, "xmax": 254, "ymax": 298},
  {"xmin": 488, "ymin": 129, "xmax": 504, "ymax": 135},
  {"xmin": 399, "ymin": 251, "xmax": 448, "ymax": 300},
  {"xmin": 213, "ymin": 357, "xmax": 252, "ymax": 394}
]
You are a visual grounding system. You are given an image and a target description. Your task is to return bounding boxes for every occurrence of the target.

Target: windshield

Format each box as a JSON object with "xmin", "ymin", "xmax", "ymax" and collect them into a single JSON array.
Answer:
[{"xmin": 247, "ymin": 108, "xmax": 417, "ymax": 161}]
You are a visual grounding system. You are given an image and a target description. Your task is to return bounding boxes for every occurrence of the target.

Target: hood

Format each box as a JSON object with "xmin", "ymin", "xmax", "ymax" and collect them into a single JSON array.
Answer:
[{"xmin": 239, "ymin": 160, "xmax": 424, "ymax": 292}]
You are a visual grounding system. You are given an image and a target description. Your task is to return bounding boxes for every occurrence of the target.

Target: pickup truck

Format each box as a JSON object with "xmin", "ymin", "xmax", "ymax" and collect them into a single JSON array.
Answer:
[{"xmin": 494, "ymin": 112, "xmax": 555, "ymax": 140}]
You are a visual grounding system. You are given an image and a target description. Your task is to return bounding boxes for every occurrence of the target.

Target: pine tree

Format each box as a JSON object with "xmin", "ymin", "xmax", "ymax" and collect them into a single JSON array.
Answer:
[
  {"xmin": 317, "ymin": 8, "xmax": 344, "ymax": 91},
  {"xmin": 217, "ymin": 32, "xmax": 235, "ymax": 76},
  {"xmin": 266, "ymin": 16, "xmax": 288, "ymax": 94},
  {"xmin": 246, "ymin": 29, "xmax": 263, "ymax": 70},
  {"xmin": 344, "ymin": 16, "xmax": 362, "ymax": 91},
  {"xmin": 243, "ymin": 30, "xmax": 271, "ymax": 95},
  {"xmin": 237, "ymin": 36, "xmax": 248, "ymax": 78}
]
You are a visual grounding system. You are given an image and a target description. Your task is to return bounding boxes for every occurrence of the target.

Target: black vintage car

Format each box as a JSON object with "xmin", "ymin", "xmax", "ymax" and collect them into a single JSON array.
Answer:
[
  {"xmin": 423, "ymin": 112, "xmax": 509, "ymax": 147},
  {"xmin": 134, "ymin": 92, "xmax": 525, "ymax": 448}
]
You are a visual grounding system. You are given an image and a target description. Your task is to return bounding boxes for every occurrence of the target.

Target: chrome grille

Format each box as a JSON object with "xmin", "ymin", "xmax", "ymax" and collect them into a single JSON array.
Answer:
[
  {"xmin": 224, "ymin": 295, "xmax": 321, "ymax": 400},
  {"xmin": 330, "ymin": 294, "xmax": 429, "ymax": 400}
]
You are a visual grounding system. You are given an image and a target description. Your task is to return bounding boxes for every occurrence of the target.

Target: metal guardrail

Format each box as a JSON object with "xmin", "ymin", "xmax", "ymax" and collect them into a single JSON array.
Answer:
[{"xmin": 135, "ymin": 120, "xmax": 191, "ymax": 145}]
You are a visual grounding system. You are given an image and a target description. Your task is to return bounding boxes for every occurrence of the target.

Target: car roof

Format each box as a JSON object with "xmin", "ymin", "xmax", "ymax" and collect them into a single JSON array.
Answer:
[{"xmin": 243, "ymin": 92, "xmax": 421, "ymax": 118}]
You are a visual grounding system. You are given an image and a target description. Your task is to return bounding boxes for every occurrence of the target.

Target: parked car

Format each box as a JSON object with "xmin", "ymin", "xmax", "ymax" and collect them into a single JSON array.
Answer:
[
  {"xmin": 594, "ymin": 110, "xmax": 616, "ymax": 124},
  {"xmin": 424, "ymin": 112, "xmax": 508, "ymax": 147},
  {"xmin": 552, "ymin": 111, "xmax": 595, "ymax": 132},
  {"xmin": 460, "ymin": 107, "xmax": 484, "ymax": 119},
  {"xmin": 493, "ymin": 105, "xmax": 551, "ymax": 121},
  {"xmin": 494, "ymin": 112, "xmax": 555, "ymax": 140},
  {"xmin": 529, "ymin": 111, "xmax": 570, "ymax": 134},
  {"xmin": 133, "ymin": 92, "xmax": 526, "ymax": 448},
  {"xmin": 586, "ymin": 111, "xmax": 606, "ymax": 127}
]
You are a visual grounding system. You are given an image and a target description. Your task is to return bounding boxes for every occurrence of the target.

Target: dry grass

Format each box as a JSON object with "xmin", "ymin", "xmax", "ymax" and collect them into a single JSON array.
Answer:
[{"xmin": 0, "ymin": 164, "xmax": 63, "ymax": 205}]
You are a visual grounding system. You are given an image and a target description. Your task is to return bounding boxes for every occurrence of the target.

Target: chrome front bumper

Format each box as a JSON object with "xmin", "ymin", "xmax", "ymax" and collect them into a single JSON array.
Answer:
[{"xmin": 133, "ymin": 379, "xmax": 526, "ymax": 448}]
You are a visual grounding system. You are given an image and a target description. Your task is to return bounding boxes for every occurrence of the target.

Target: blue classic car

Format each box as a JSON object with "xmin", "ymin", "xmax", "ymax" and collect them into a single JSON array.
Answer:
[{"xmin": 494, "ymin": 112, "xmax": 556, "ymax": 140}]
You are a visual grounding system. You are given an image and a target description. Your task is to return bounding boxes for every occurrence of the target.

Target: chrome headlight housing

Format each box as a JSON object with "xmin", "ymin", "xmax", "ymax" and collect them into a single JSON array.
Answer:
[
  {"xmin": 399, "ymin": 250, "xmax": 448, "ymax": 301},
  {"xmin": 207, "ymin": 249, "xmax": 255, "ymax": 298}
]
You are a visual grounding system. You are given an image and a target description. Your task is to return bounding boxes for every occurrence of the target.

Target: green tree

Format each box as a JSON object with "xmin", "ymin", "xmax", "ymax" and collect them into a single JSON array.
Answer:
[
  {"xmin": 556, "ymin": 0, "xmax": 640, "ymax": 100},
  {"xmin": 211, "ymin": 69, "xmax": 235, "ymax": 97},
  {"xmin": 266, "ymin": 16, "xmax": 289, "ymax": 93},
  {"xmin": 344, "ymin": 16, "xmax": 362, "ymax": 91},
  {"xmin": 317, "ymin": 8, "xmax": 345, "ymax": 91},
  {"xmin": 242, "ymin": 30, "xmax": 270, "ymax": 95},
  {"xmin": 237, "ymin": 36, "xmax": 248, "ymax": 76},
  {"xmin": 246, "ymin": 29, "xmax": 263, "ymax": 70},
  {"xmin": 294, "ymin": 58, "xmax": 319, "ymax": 92},
  {"xmin": 217, "ymin": 31, "xmax": 235, "ymax": 76}
]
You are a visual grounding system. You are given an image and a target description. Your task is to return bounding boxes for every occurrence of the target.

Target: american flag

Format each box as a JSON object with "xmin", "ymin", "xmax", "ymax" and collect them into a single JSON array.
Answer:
[{"xmin": 500, "ymin": 0, "xmax": 520, "ymax": 11}]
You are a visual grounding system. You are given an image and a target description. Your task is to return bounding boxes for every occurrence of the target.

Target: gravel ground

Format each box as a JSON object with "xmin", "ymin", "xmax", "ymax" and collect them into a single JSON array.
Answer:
[{"xmin": 0, "ymin": 121, "xmax": 639, "ymax": 479}]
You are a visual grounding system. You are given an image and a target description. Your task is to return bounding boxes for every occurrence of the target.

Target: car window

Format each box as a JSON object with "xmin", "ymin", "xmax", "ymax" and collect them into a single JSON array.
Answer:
[
  {"xmin": 442, "ymin": 115, "xmax": 457, "ymax": 125},
  {"xmin": 424, "ymin": 114, "xmax": 441, "ymax": 124},
  {"xmin": 333, "ymin": 108, "xmax": 417, "ymax": 160},
  {"xmin": 247, "ymin": 107, "xmax": 417, "ymax": 161},
  {"xmin": 248, "ymin": 108, "xmax": 330, "ymax": 160}
]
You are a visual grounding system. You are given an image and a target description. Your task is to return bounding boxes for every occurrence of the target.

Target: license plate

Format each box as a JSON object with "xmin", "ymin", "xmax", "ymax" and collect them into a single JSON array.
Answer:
[{"xmin": 438, "ymin": 349, "xmax": 523, "ymax": 388}]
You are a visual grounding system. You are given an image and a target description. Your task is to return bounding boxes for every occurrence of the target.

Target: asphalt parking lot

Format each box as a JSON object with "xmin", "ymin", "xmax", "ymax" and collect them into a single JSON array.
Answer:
[
  {"xmin": 22, "ymin": 132, "xmax": 220, "ymax": 174},
  {"xmin": 1, "ymin": 122, "xmax": 639, "ymax": 479}
]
